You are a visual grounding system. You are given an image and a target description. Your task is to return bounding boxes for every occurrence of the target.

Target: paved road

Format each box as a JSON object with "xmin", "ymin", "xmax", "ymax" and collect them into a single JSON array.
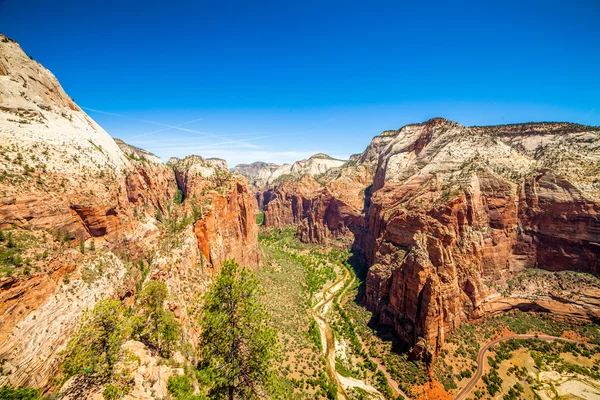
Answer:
[{"xmin": 454, "ymin": 334, "xmax": 583, "ymax": 400}]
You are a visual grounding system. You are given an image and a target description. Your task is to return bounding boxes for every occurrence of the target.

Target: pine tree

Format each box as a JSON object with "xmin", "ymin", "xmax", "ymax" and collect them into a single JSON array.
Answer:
[
  {"xmin": 131, "ymin": 280, "xmax": 181, "ymax": 358},
  {"xmin": 62, "ymin": 298, "xmax": 127, "ymax": 380},
  {"xmin": 198, "ymin": 260, "xmax": 278, "ymax": 399}
]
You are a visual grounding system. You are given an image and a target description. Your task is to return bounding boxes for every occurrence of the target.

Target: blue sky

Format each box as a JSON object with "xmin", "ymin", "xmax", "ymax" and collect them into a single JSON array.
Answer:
[{"xmin": 1, "ymin": 0, "xmax": 599, "ymax": 166}]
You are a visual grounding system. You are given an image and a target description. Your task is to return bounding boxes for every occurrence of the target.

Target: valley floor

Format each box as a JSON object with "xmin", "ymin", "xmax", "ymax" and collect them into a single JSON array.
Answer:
[{"xmin": 257, "ymin": 226, "xmax": 600, "ymax": 400}]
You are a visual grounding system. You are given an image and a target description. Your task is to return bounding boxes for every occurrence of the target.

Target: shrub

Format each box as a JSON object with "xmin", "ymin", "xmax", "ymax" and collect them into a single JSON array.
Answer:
[
  {"xmin": 173, "ymin": 189, "xmax": 183, "ymax": 205},
  {"xmin": 0, "ymin": 386, "xmax": 41, "ymax": 400},
  {"xmin": 167, "ymin": 375, "xmax": 195, "ymax": 399}
]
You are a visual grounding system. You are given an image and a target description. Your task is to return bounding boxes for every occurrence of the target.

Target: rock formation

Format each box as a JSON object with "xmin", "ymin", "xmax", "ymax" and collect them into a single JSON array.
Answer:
[
  {"xmin": 249, "ymin": 117, "xmax": 600, "ymax": 360},
  {"xmin": 233, "ymin": 161, "xmax": 280, "ymax": 188},
  {"xmin": 234, "ymin": 153, "xmax": 346, "ymax": 189},
  {"xmin": 0, "ymin": 34, "xmax": 259, "ymax": 391},
  {"xmin": 171, "ymin": 155, "xmax": 259, "ymax": 269},
  {"xmin": 361, "ymin": 119, "xmax": 600, "ymax": 357}
]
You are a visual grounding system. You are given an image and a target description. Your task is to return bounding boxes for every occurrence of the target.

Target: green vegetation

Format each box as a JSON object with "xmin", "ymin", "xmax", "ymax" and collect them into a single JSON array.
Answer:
[
  {"xmin": 308, "ymin": 319, "xmax": 323, "ymax": 352},
  {"xmin": 482, "ymin": 368, "xmax": 502, "ymax": 396},
  {"xmin": 0, "ymin": 386, "xmax": 41, "ymax": 400},
  {"xmin": 130, "ymin": 280, "xmax": 181, "ymax": 358},
  {"xmin": 167, "ymin": 374, "xmax": 204, "ymax": 400},
  {"xmin": 60, "ymin": 282, "xmax": 183, "ymax": 396},
  {"xmin": 0, "ymin": 230, "xmax": 25, "ymax": 274},
  {"xmin": 174, "ymin": 189, "xmax": 183, "ymax": 205},
  {"xmin": 197, "ymin": 259, "xmax": 279, "ymax": 399},
  {"xmin": 61, "ymin": 299, "xmax": 128, "ymax": 381},
  {"xmin": 259, "ymin": 227, "xmax": 336, "ymax": 299},
  {"xmin": 256, "ymin": 209, "xmax": 265, "ymax": 226}
]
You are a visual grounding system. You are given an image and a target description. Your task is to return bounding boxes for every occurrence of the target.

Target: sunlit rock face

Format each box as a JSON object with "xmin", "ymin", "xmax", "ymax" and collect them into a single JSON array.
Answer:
[
  {"xmin": 0, "ymin": 34, "xmax": 259, "ymax": 389},
  {"xmin": 250, "ymin": 116, "xmax": 600, "ymax": 358}
]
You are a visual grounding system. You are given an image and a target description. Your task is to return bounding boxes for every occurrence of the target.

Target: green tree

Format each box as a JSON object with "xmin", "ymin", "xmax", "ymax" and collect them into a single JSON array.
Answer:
[
  {"xmin": 62, "ymin": 298, "xmax": 128, "ymax": 381},
  {"xmin": 174, "ymin": 189, "xmax": 184, "ymax": 205},
  {"xmin": 0, "ymin": 386, "xmax": 40, "ymax": 400},
  {"xmin": 131, "ymin": 280, "xmax": 181, "ymax": 358},
  {"xmin": 198, "ymin": 260, "xmax": 278, "ymax": 399}
]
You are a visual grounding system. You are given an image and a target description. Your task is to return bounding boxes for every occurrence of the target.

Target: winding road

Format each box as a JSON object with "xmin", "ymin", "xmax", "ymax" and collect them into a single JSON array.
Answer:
[{"xmin": 454, "ymin": 334, "xmax": 584, "ymax": 400}]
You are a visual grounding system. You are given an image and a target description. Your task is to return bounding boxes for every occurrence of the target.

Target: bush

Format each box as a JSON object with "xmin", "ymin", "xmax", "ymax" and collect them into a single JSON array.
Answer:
[
  {"xmin": 307, "ymin": 319, "xmax": 322, "ymax": 352},
  {"xmin": 167, "ymin": 375, "xmax": 196, "ymax": 399},
  {"xmin": 173, "ymin": 189, "xmax": 183, "ymax": 205},
  {"xmin": 0, "ymin": 386, "xmax": 40, "ymax": 400}
]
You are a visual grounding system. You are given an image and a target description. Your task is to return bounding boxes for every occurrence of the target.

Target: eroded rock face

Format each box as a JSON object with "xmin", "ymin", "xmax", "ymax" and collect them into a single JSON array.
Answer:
[
  {"xmin": 171, "ymin": 156, "xmax": 259, "ymax": 270},
  {"xmin": 251, "ymin": 117, "xmax": 600, "ymax": 359},
  {"xmin": 361, "ymin": 120, "xmax": 600, "ymax": 357},
  {"xmin": 260, "ymin": 160, "xmax": 375, "ymax": 244},
  {"xmin": 0, "ymin": 35, "xmax": 259, "ymax": 391},
  {"xmin": 234, "ymin": 153, "xmax": 347, "ymax": 189},
  {"xmin": 234, "ymin": 161, "xmax": 281, "ymax": 189}
]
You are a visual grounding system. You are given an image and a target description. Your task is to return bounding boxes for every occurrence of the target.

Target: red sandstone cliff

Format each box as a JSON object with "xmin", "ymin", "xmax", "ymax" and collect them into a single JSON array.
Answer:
[
  {"xmin": 0, "ymin": 35, "xmax": 259, "ymax": 389},
  {"xmin": 253, "ymin": 118, "xmax": 600, "ymax": 360}
]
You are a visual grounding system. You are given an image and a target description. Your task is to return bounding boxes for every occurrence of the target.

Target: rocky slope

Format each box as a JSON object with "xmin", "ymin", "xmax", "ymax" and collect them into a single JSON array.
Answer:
[
  {"xmin": 233, "ymin": 161, "xmax": 280, "ymax": 188},
  {"xmin": 234, "ymin": 153, "xmax": 346, "ymax": 189},
  {"xmin": 252, "ymin": 117, "xmax": 600, "ymax": 361},
  {"xmin": 0, "ymin": 34, "xmax": 259, "ymax": 393}
]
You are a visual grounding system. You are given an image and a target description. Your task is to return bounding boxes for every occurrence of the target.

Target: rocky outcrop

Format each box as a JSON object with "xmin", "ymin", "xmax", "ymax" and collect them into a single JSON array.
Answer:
[
  {"xmin": 262, "ymin": 175, "xmax": 323, "ymax": 227},
  {"xmin": 234, "ymin": 161, "xmax": 280, "ymax": 188},
  {"xmin": 0, "ymin": 35, "xmax": 259, "ymax": 391},
  {"xmin": 235, "ymin": 153, "xmax": 346, "ymax": 189},
  {"xmin": 361, "ymin": 119, "xmax": 600, "ymax": 358},
  {"xmin": 252, "ymin": 117, "xmax": 600, "ymax": 359},
  {"xmin": 170, "ymin": 155, "xmax": 259, "ymax": 270}
]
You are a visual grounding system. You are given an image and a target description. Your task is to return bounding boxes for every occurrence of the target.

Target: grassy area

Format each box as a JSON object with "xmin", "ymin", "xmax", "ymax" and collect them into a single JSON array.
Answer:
[{"xmin": 258, "ymin": 227, "xmax": 343, "ymax": 399}]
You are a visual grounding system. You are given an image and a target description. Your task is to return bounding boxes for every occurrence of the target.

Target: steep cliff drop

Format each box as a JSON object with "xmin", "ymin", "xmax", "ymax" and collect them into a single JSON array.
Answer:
[
  {"xmin": 0, "ymin": 34, "xmax": 259, "ymax": 394},
  {"xmin": 240, "ymin": 117, "xmax": 600, "ymax": 363}
]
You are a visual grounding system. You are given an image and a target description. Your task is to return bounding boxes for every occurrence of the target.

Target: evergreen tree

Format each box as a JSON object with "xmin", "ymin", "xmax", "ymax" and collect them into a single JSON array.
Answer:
[
  {"xmin": 131, "ymin": 280, "xmax": 181, "ymax": 358},
  {"xmin": 62, "ymin": 298, "xmax": 127, "ymax": 381},
  {"xmin": 198, "ymin": 260, "xmax": 278, "ymax": 399}
]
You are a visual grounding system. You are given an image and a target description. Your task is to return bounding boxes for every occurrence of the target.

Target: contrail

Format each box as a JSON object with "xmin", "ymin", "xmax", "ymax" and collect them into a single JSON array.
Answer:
[
  {"xmin": 81, "ymin": 106, "xmax": 261, "ymax": 148},
  {"xmin": 129, "ymin": 118, "xmax": 204, "ymax": 139}
]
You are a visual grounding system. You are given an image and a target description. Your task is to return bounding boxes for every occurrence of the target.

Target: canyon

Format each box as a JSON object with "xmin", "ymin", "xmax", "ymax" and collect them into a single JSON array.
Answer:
[
  {"xmin": 249, "ymin": 118, "xmax": 600, "ymax": 361},
  {"xmin": 1, "ymin": 32, "xmax": 600, "ymax": 400},
  {"xmin": 0, "ymin": 34, "xmax": 258, "ymax": 396}
]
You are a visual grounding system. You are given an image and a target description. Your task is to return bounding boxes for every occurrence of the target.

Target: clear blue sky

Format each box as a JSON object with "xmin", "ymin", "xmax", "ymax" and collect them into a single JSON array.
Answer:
[{"xmin": 1, "ymin": 0, "xmax": 599, "ymax": 166}]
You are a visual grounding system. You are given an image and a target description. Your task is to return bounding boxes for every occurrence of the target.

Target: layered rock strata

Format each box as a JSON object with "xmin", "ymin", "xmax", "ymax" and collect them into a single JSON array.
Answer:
[
  {"xmin": 0, "ymin": 34, "xmax": 259, "ymax": 389},
  {"xmin": 249, "ymin": 117, "xmax": 600, "ymax": 358}
]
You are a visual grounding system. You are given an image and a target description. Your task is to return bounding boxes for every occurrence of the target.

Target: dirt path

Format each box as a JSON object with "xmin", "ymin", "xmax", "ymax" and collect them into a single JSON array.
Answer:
[{"xmin": 454, "ymin": 334, "xmax": 584, "ymax": 400}]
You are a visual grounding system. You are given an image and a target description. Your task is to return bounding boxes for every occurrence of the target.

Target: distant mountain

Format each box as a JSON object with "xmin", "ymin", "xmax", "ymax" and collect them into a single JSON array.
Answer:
[{"xmin": 234, "ymin": 153, "xmax": 346, "ymax": 188}]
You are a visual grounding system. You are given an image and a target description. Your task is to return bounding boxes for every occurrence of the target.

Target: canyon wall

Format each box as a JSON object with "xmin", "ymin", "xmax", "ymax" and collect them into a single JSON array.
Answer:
[
  {"xmin": 250, "ymin": 118, "xmax": 600, "ymax": 359},
  {"xmin": 0, "ymin": 35, "xmax": 259, "ymax": 389}
]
